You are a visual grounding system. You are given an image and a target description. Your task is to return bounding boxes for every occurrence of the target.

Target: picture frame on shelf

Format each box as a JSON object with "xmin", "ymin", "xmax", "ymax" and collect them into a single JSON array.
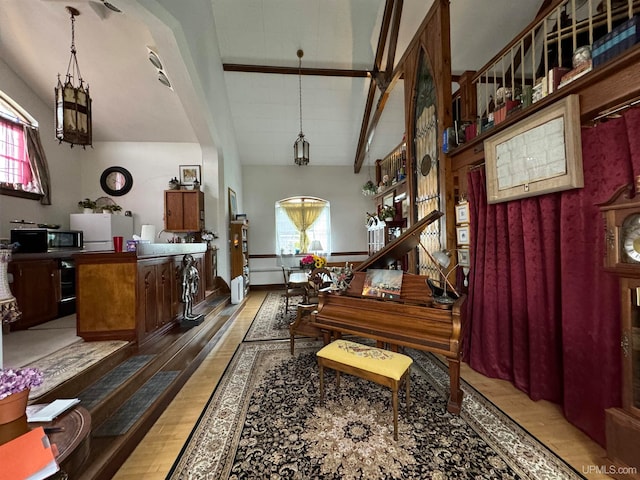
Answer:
[
  {"xmin": 455, "ymin": 202, "xmax": 470, "ymax": 224},
  {"xmin": 457, "ymin": 248, "xmax": 471, "ymax": 267},
  {"xmin": 456, "ymin": 225, "xmax": 470, "ymax": 246},
  {"xmin": 179, "ymin": 165, "xmax": 201, "ymax": 187},
  {"xmin": 228, "ymin": 188, "xmax": 237, "ymax": 220}
]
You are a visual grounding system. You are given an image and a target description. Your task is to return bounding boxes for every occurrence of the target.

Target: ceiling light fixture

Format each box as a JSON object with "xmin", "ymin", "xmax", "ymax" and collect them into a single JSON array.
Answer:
[
  {"xmin": 147, "ymin": 47, "xmax": 173, "ymax": 90},
  {"xmin": 102, "ymin": 1, "xmax": 122, "ymax": 13},
  {"xmin": 293, "ymin": 49, "xmax": 309, "ymax": 166},
  {"xmin": 55, "ymin": 6, "xmax": 92, "ymax": 148}
]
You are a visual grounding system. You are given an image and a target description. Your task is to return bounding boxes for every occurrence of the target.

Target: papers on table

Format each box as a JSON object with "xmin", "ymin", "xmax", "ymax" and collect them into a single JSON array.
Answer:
[
  {"xmin": 26, "ymin": 398, "xmax": 80, "ymax": 423},
  {"xmin": 0, "ymin": 426, "xmax": 59, "ymax": 480}
]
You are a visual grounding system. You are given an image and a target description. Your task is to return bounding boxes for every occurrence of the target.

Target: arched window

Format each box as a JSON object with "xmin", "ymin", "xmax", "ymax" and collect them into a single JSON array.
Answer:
[
  {"xmin": 0, "ymin": 90, "xmax": 51, "ymax": 203},
  {"xmin": 275, "ymin": 197, "xmax": 331, "ymax": 256}
]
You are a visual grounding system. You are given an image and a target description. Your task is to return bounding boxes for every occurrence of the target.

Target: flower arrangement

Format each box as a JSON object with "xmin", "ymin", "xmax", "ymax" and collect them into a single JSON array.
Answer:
[
  {"xmin": 0, "ymin": 367, "xmax": 43, "ymax": 400},
  {"xmin": 78, "ymin": 198, "xmax": 96, "ymax": 210},
  {"xmin": 201, "ymin": 229, "xmax": 217, "ymax": 242},
  {"xmin": 379, "ymin": 204, "xmax": 396, "ymax": 221},
  {"xmin": 300, "ymin": 254, "xmax": 326, "ymax": 269}
]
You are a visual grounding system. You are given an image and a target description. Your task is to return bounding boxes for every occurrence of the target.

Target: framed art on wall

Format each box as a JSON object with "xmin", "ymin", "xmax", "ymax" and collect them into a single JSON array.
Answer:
[
  {"xmin": 179, "ymin": 165, "xmax": 201, "ymax": 186},
  {"xmin": 228, "ymin": 188, "xmax": 237, "ymax": 220},
  {"xmin": 457, "ymin": 248, "xmax": 471, "ymax": 267},
  {"xmin": 455, "ymin": 202, "xmax": 470, "ymax": 224},
  {"xmin": 484, "ymin": 94, "xmax": 583, "ymax": 204},
  {"xmin": 456, "ymin": 225, "xmax": 470, "ymax": 246}
]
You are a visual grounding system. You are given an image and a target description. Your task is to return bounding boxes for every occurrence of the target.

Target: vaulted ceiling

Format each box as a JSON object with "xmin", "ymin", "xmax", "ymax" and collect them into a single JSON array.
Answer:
[{"xmin": 0, "ymin": 0, "xmax": 544, "ymax": 170}]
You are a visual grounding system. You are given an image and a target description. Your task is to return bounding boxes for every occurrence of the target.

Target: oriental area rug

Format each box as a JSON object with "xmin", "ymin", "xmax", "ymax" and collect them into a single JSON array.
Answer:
[
  {"xmin": 244, "ymin": 291, "xmax": 303, "ymax": 341},
  {"xmin": 167, "ymin": 339, "xmax": 585, "ymax": 480}
]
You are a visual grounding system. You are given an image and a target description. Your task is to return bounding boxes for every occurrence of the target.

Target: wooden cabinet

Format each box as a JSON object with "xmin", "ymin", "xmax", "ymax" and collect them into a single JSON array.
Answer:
[
  {"xmin": 8, "ymin": 259, "xmax": 58, "ymax": 329},
  {"xmin": 164, "ymin": 190, "xmax": 204, "ymax": 232},
  {"xmin": 230, "ymin": 221, "xmax": 249, "ymax": 295},
  {"xmin": 137, "ymin": 258, "xmax": 173, "ymax": 343},
  {"xmin": 75, "ymin": 250, "xmax": 206, "ymax": 345}
]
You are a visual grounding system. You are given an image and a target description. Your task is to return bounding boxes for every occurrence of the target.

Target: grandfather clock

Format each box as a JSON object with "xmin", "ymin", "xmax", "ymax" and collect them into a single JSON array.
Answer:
[{"xmin": 600, "ymin": 184, "xmax": 640, "ymax": 479}]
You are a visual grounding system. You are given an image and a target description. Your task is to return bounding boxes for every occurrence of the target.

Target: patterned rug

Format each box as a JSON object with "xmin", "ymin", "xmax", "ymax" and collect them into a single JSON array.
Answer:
[
  {"xmin": 167, "ymin": 340, "xmax": 584, "ymax": 479},
  {"xmin": 244, "ymin": 291, "xmax": 304, "ymax": 341},
  {"xmin": 27, "ymin": 340, "xmax": 129, "ymax": 400}
]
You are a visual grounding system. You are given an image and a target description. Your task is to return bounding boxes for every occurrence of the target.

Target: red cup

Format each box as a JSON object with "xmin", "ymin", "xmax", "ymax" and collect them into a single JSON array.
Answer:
[{"xmin": 113, "ymin": 236, "xmax": 124, "ymax": 252}]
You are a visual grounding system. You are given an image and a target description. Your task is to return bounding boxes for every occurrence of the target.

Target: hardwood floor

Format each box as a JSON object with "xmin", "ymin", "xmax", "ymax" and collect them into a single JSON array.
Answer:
[{"xmin": 113, "ymin": 290, "xmax": 613, "ymax": 479}]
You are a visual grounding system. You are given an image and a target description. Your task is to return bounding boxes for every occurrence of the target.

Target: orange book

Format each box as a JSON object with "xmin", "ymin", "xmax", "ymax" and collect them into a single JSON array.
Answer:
[{"xmin": 0, "ymin": 426, "xmax": 59, "ymax": 480}]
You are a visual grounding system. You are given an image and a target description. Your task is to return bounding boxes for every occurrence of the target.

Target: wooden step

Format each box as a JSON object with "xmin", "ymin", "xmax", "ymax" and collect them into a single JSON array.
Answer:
[{"xmin": 68, "ymin": 294, "xmax": 244, "ymax": 479}]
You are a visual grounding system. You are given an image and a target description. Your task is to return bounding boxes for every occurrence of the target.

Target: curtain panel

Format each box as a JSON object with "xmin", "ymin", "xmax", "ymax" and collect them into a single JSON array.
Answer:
[
  {"xmin": 25, "ymin": 126, "xmax": 51, "ymax": 205},
  {"xmin": 465, "ymin": 108, "xmax": 640, "ymax": 445}
]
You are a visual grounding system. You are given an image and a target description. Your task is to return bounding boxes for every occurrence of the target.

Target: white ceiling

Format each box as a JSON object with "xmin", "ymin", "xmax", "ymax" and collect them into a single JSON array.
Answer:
[{"xmin": 0, "ymin": 0, "xmax": 543, "ymax": 168}]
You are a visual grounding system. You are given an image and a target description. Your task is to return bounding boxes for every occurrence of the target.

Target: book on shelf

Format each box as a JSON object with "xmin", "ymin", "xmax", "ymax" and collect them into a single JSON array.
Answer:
[{"xmin": 558, "ymin": 60, "xmax": 593, "ymax": 89}]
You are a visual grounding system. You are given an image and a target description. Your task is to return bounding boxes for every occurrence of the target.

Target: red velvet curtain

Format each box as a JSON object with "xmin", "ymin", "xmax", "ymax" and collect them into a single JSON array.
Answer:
[{"xmin": 465, "ymin": 108, "xmax": 640, "ymax": 445}]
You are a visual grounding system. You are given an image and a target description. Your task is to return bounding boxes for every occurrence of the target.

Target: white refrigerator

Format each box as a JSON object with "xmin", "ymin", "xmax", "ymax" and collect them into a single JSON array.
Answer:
[{"xmin": 70, "ymin": 213, "xmax": 134, "ymax": 251}]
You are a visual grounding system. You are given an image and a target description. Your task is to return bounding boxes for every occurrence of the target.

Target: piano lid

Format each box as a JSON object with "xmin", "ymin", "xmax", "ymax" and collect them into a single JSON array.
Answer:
[{"xmin": 355, "ymin": 209, "xmax": 444, "ymax": 272}]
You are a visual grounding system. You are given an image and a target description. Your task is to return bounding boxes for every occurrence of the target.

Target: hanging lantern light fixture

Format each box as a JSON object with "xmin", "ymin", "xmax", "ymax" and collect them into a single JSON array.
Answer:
[
  {"xmin": 55, "ymin": 6, "xmax": 92, "ymax": 148},
  {"xmin": 293, "ymin": 49, "xmax": 309, "ymax": 166}
]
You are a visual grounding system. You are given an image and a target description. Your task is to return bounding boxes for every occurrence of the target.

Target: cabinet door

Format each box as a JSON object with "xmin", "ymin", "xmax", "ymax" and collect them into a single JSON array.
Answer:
[
  {"xmin": 165, "ymin": 191, "xmax": 185, "ymax": 231},
  {"xmin": 156, "ymin": 261, "xmax": 173, "ymax": 327},
  {"xmin": 193, "ymin": 254, "xmax": 205, "ymax": 304},
  {"xmin": 9, "ymin": 259, "xmax": 58, "ymax": 329},
  {"xmin": 182, "ymin": 191, "xmax": 202, "ymax": 231},
  {"xmin": 137, "ymin": 262, "xmax": 158, "ymax": 335}
]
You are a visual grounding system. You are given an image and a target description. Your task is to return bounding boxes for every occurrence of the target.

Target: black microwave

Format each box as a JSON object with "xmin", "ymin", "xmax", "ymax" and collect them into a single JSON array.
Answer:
[{"xmin": 10, "ymin": 229, "xmax": 83, "ymax": 253}]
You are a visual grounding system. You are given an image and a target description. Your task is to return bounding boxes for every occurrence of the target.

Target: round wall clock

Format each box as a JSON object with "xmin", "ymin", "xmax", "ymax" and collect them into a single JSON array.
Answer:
[{"xmin": 100, "ymin": 166, "xmax": 133, "ymax": 196}]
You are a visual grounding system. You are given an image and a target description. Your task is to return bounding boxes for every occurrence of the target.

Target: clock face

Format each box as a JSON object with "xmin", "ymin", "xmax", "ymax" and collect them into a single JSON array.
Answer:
[
  {"xmin": 100, "ymin": 166, "xmax": 133, "ymax": 196},
  {"xmin": 622, "ymin": 214, "xmax": 640, "ymax": 263}
]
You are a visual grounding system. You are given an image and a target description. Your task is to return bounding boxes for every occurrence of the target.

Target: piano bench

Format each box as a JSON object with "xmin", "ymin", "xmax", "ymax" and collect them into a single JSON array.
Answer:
[{"xmin": 316, "ymin": 339, "xmax": 412, "ymax": 441}]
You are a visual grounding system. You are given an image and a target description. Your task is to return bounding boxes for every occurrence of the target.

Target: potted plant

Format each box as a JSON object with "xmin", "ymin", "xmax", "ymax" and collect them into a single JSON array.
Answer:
[
  {"xmin": 0, "ymin": 367, "xmax": 43, "ymax": 424},
  {"xmin": 378, "ymin": 205, "xmax": 396, "ymax": 221},
  {"xmin": 361, "ymin": 180, "xmax": 377, "ymax": 196},
  {"xmin": 78, "ymin": 198, "xmax": 96, "ymax": 213},
  {"xmin": 102, "ymin": 204, "xmax": 122, "ymax": 214}
]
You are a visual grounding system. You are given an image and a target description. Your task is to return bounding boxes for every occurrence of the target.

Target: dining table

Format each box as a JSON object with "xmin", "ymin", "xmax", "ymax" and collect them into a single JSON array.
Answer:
[{"xmin": 288, "ymin": 271, "xmax": 310, "ymax": 302}]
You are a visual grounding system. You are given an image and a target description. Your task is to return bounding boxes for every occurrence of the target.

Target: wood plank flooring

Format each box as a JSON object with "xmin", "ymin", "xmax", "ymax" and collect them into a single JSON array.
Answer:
[{"xmin": 113, "ymin": 291, "xmax": 613, "ymax": 480}]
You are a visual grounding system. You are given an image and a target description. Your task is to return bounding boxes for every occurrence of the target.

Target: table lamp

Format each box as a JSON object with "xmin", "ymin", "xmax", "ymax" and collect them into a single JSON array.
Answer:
[{"xmin": 309, "ymin": 240, "xmax": 323, "ymax": 255}]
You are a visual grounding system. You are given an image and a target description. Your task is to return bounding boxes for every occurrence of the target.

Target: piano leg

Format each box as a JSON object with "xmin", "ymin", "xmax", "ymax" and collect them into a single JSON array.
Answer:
[{"xmin": 447, "ymin": 358, "xmax": 464, "ymax": 414}]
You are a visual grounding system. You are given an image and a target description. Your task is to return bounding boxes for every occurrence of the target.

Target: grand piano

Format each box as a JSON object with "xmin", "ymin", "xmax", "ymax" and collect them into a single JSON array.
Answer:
[{"xmin": 310, "ymin": 210, "xmax": 467, "ymax": 413}]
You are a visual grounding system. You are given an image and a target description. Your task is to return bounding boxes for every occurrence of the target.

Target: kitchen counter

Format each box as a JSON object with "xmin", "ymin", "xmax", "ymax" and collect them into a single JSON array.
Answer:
[{"xmin": 10, "ymin": 243, "xmax": 208, "ymax": 261}]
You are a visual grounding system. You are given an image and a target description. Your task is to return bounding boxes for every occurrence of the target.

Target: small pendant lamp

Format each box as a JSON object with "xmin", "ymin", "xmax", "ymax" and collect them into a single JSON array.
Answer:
[
  {"xmin": 293, "ymin": 49, "xmax": 309, "ymax": 166},
  {"xmin": 55, "ymin": 6, "xmax": 92, "ymax": 148}
]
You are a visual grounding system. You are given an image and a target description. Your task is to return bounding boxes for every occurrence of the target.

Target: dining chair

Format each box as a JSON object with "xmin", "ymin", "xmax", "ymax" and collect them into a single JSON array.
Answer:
[
  {"xmin": 282, "ymin": 266, "xmax": 306, "ymax": 314},
  {"xmin": 306, "ymin": 267, "xmax": 333, "ymax": 304}
]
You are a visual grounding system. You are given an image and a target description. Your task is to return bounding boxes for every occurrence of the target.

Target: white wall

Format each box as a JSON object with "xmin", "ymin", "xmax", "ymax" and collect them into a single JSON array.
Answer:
[
  {"xmin": 77, "ymin": 141, "xmax": 204, "ymax": 239},
  {"xmin": 0, "ymin": 58, "xmax": 83, "ymax": 239},
  {"xmin": 243, "ymin": 165, "xmax": 374, "ymax": 285}
]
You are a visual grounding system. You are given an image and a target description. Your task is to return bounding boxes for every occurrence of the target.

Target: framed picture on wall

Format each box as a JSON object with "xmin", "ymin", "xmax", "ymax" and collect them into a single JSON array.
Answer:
[
  {"xmin": 455, "ymin": 202, "xmax": 470, "ymax": 224},
  {"xmin": 179, "ymin": 165, "xmax": 201, "ymax": 186},
  {"xmin": 228, "ymin": 188, "xmax": 237, "ymax": 220},
  {"xmin": 456, "ymin": 225, "xmax": 470, "ymax": 246},
  {"xmin": 457, "ymin": 248, "xmax": 471, "ymax": 267}
]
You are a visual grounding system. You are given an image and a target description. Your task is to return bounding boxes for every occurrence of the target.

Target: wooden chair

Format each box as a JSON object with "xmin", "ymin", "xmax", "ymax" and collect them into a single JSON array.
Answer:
[
  {"xmin": 282, "ymin": 266, "xmax": 306, "ymax": 314},
  {"xmin": 306, "ymin": 267, "xmax": 333, "ymax": 304}
]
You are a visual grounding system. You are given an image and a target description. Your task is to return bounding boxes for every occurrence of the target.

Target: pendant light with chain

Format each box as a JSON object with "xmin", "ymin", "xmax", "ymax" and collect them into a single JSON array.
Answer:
[{"xmin": 293, "ymin": 49, "xmax": 309, "ymax": 166}]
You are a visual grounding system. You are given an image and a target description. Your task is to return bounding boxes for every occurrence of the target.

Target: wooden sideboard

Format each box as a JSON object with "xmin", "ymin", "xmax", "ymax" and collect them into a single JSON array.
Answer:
[{"xmin": 75, "ymin": 249, "xmax": 206, "ymax": 345}]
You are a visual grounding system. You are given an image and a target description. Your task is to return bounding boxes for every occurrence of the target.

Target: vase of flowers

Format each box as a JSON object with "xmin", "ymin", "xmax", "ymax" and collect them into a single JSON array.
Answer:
[
  {"xmin": 300, "ymin": 254, "xmax": 326, "ymax": 271},
  {"xmin": 0, "ymin": 367, "xmax": 43, "ymax": 424},
  {"xmin": 379, "ymin": 205, "xmax": 396, "ymax": 222}
]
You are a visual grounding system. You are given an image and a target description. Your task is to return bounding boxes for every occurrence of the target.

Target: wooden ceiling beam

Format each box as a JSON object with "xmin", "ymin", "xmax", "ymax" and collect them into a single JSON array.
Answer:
[
  {"xmin": 354, "ymin": 0, "xmax": 403, "ymax": 173},
  {"xmin": 223, "ymin": 63, "xmax": 370, "ymax": 78}
]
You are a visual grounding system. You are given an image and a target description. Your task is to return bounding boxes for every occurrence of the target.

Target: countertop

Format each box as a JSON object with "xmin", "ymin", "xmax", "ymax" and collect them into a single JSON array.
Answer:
[{"xmin": 10, "ymin": 243, "xmax": 208, "ymax": 261}]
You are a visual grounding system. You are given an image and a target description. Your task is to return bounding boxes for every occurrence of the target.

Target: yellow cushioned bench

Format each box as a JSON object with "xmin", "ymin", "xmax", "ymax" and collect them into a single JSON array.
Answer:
[{"xmin": 316, "ymin": 339, "xmax": 412, "ymax": 440}]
